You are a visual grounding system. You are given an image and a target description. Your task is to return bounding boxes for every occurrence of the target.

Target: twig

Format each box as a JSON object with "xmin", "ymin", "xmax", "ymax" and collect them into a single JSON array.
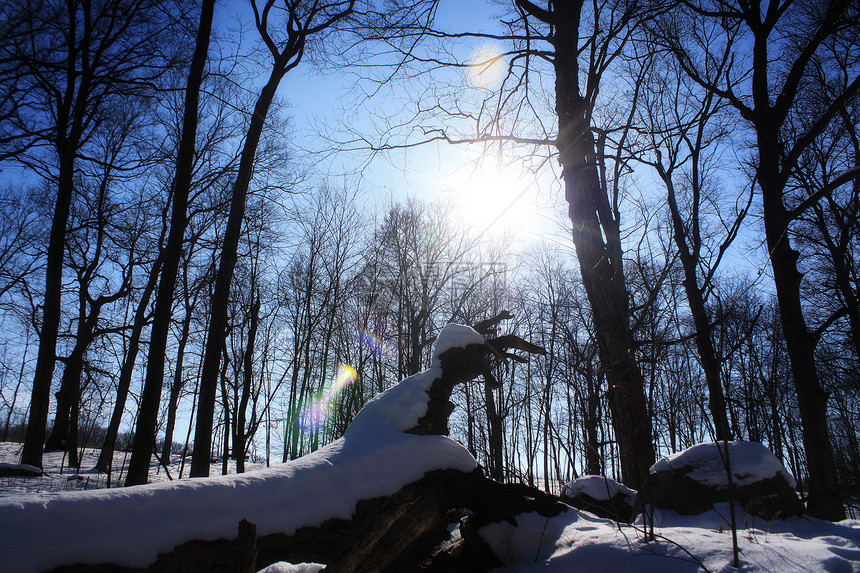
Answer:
[
  {"xmin": 628, "ymin": 523, "xmax": 713, "ymax": 572},
  {"xmin": 534, "ymin": 515, "xmax": 550, "ymax": 562}
]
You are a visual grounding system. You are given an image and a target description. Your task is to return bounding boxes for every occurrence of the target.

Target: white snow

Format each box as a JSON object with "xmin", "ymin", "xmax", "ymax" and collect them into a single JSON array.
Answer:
[
  {"xmin": 562, "ymin": 475, "xmax": 636, "ymax": 503},
  {"xmin": 348, "ymin": 367, "xmax": 440, "ymax": 432},
  {"xmin": 0, "ymin": 335, "xmax": 479, "ymax": 573},
  {"xmin": 478, "ymin": 441, "xmax": 860, "ymax": 571},
  {"xmin": 431, "ymin": 323, "xmax": 485, "ymax": 367},
  {"xmin": 650, "ymin": 441, "xmax": 797, "ymax": 489},
  {"xmin": 258, "ymin": 562, "xmax": 325, "ymax": 573},
  {"xmin": 3, "ymin": 323, "xmax": 860, "ymax": 573},
  {"xmin": 480, "ymin": 506, "xmax": 860, "ymax": 572}
]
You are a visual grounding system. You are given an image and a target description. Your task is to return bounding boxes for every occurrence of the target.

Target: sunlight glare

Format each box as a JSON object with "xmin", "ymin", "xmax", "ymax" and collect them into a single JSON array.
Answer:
[
  {"xmin": 444, "ymin": 164, "xmax": 537, "ymax": 238},
  {"xmin": 467, "ymin": 44, "xmax": 506, "ymax": 89},
  {"xmin": 355, "ymin": 325, "xmax": 390, "ymax": 358}
]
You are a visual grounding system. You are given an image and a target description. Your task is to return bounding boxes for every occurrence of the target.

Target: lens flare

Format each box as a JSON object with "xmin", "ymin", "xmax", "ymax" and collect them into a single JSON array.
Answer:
[
  {"xmin": 298, "ymin": 363, "xmax": 358, "ymax": 435},
  {"xmin": 356, "ymin": 327, "xmax": 389, "ymax": 358}
]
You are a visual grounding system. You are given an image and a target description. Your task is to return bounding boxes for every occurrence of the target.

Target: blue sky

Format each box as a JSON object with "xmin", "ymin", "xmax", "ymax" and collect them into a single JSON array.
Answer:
[{"xmin": 266, "ymin": 0, "xmax": 568, "ymax": 243}]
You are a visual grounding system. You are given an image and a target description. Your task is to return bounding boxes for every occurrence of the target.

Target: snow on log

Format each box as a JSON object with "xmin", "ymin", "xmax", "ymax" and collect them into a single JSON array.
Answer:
[
  {"xmin": 408, "ymin": 318, "xmax": 545, "ymax": 437},
  {"xmin": 0, "ymin": 462, "xmax": 42, "ymax": 477},
  {"xmin": 0, "ymin": 316, "xmax": 549, "ymax": 572}
]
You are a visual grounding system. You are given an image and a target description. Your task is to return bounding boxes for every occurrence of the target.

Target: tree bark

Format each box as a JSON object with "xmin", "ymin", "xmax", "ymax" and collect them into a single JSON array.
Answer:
[
  {"xmin": 551, "ymin": 0, "xmax": 654, "ymax": 487},
  {"xmin": 743, "ymin": 0, "xmax": 855, "ymax": 519},
  {"xmin": 125, "ymin": 0, "xmax": 216, "ymax": 486},
  {"xmin": 483, "ymin": 379, "xmax": 504, "ymax": 480},
  {"xmin": 21, "ymin": 153, "xmax": 75, "ymax": 469},
  {"xmin": 161, "ymin": 298, "xmax": 194, "ymax": 465},
  {"xmin": 191, "ymin": 58, "xmax": 290, "ymax": 477},
  {"xmin": 761, "ymin": 162, "xmax": 844, "ymax": 520},
  {"xmin": 236, "ymin": 295, "xmax": 260, "ymax": 473},
  {"xmin": 44, "ymin": 348, "xmax": 86, "ymax": 454},
  {"xmin": 584, "ymin": 361, "xmax": 602, "ymax": 476},
  {"xmin": 663, "ymin": 173, "xmax": 732, "ymax": 441},
  {"xmin": 220, "ymin": 348, "xmax": 231, "ymax": 476},
  {"xmin": 97, "ymin": 254, "xmax": 162, "ymax": 474}
]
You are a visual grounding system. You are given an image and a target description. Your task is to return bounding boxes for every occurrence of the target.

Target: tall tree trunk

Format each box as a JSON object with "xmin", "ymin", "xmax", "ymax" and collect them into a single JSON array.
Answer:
[
  {"xmin": 483, "ymin": 379, "xmax": 503, "ymax": 480},
  {"xmin": 161, "ymin": 299, "xmax": 194, "ymax": 464},
  {"xmin": 44, "ymin": 348, "xmax": 86, "ymax": 453},
  {"xmin": 551, "ymin": 0, "xmax": 654, "ymax": 487},
  {"xmin": 761, "ymin": 160, "xmax": 844, "ymax": 520},
  {"xmin": 584, "ymin": 362, "xmax": 602, "ymax": 476},
  {"xmin": 284, "ymin": 322, "xmax": 303, "ymax": 463},
  {"xmin": 663, "ymin": 174, "xmax": 732, "ymax": 441},
  {"xmin": 236, "ymin": 295, "xmax": 260, "ymax": 474},
  {"xmin": 408, "ymin": 314, "xmax": 422, "ymax": 376},
  {"xmin": 21, "ymin": 153, "xmax": 75, "ymax": 469},
  {"xmin": 96, "ymin": 254, "xmax": 162, "ymax": 473},
  {"xmin": 221, "ymin": 350, "xmax": 230, "ymax": 476},
  {"xmin": 68, "ymin": 386, "xmax": 81, "ymax": 470},
  {"xmin": 743, "ymin": 0, "xmax": 854, "ymax": 518},
  {"xmin": 47, "ymin": 164, "xmax": 120, "ymax": 457},
  {"xmin": 464, "ymin": 380, "xmax": 476, "ymax": 458},
  {"xmin": 125, "ymin": 0, "xmax": 216, "ymax": 486},
  {"xmin": 191, "ymin": 64, "xmax": 289, "ymax": 476}
]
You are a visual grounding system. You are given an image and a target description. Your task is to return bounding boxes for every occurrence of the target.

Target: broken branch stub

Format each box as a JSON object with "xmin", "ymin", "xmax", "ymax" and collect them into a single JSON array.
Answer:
[{"xmin": 408, "ymin": 314, "xmax": 546, "ymax": 436}]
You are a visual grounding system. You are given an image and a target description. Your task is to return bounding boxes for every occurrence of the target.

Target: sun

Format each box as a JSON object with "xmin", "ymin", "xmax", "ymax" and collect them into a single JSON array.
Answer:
[
  {"xmin": 467, "ymin": 44, "xmax": 507, "ymax": 89},
  {"xmin": 443, "ymin": 162, "xmax": 539, "ymax": 239}
]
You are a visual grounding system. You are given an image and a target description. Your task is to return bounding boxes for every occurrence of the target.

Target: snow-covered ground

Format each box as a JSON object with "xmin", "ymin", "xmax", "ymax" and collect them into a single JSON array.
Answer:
[
  {"xmin": 0, "ymin": 442, "xmax": 263, "ymax": 496},
  {"xmin": 484, "ymin": 443, "xmax": 860, "ymax": 571},
  {"xmin": 480, "ymin": 505, "xmax": 860, "ymax": 572},
  {"xmin": 1, "ymin": 325, "xmax": 860, "ymax": 572}
]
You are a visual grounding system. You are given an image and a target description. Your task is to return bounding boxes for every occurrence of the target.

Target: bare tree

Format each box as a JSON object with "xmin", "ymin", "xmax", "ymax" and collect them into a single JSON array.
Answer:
[
  {"xmin": 507, "ymin": 0, "xmax": 655, "ymax": 487},
  {"xmin": 353, "ymin": 0, "xmax": 658, "ymax": 486},
  {"xmin": 43, "ymin": 167, "xmax": 135, "ymax": 463},
  {"xmin": 367, "ymin": 200, "xmax": 477, "ymax": 380},
  {"xmin": 653, "ymin": 0, "xmax": 859, "ymax": 520},
  {"xmin": 794, "ymin": 100, "xmax": 860, "ymax": 364},
  {"xmin": 637, "ymin": 47, "xmax": 752, "ymax": 441},
  {"xmin": 190, "ymin": 0, "xmax": 357, "ymax": 478},
  {"xmin": 124, "ymin": 0, "xmax": 217, "ymax": 486},
  {"xmin": 0, "ymin": 186, "xmax": 45, "ymax": 309},
  {"xmin": 0, "ymin": 0, "xmax": 176, "ymax": 470},
  {"xmin": 280, "ymin": 188, "xmax": 362, "ymax": 461}
]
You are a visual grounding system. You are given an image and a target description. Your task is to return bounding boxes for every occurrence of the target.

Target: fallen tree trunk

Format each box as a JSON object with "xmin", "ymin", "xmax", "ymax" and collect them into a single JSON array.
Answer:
[
  {"xmin": 49, "ymin": 469, "xmax": 567, "ymax": 573},
  {"xmin": 48, "ymin": 317, "xmax": 553, "ymax": 572}
]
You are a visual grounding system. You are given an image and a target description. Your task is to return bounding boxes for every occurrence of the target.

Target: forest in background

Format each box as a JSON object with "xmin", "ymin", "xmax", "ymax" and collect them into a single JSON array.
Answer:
[{"xmin": 0, "ymin": 0, "xmax": 857, "ymax": 522}]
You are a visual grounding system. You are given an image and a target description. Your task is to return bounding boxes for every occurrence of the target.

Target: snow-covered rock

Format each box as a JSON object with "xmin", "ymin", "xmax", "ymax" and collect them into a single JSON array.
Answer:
[
  {"xmin": 562, "ymin": 475, "xmax": 636, "ymax": 502},
  {"xmin": 560, "ymin": 475, "xmax": 637, "ymax": 522},
  {"xmin": 257, "ymin": 562, "xmax": 325, "ymax": 573},
  {"xmin": 641, "ymin": 441, "xmax": 803, "ymax": 520},
  {"xmin": 650, "ymin": 441, "xmax": 797, "ymax": 489},
  {"xmin": 0, "ymin": 461, "xmax": 41, "ymax": 477}
]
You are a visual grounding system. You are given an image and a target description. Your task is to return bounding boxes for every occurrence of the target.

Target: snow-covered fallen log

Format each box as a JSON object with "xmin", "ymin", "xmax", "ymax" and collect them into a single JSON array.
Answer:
[{"xmin": 0, "ymin": 319, "xmax": 550, "ymax": 572}]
